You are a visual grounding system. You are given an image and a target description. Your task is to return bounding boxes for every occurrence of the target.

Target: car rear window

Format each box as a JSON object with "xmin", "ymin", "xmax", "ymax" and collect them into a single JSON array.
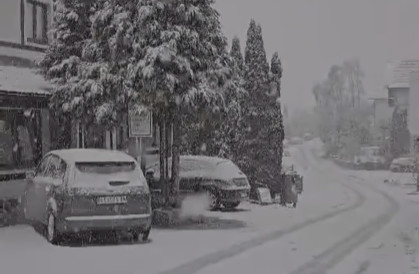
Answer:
[
  {"xmin": 73, "ymin": 161, "xmax": 145, "ymax": 188},
  {"xmin": 75, "ymin": 162, "xmax": 136, "ymax": 174}
]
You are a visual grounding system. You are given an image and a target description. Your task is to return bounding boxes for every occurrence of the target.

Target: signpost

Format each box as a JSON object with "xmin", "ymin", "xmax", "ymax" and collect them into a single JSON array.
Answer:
[{"xmin": 129, "ymin": 106, "xmax": 152, "ymax": 166}]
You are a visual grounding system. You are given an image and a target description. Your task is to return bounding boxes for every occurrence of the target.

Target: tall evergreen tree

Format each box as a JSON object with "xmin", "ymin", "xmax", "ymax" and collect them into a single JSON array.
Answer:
[
  {"xmin": 241, "ymin": 21, "xmax": 284, "ymax": 187},
  {"xmin": 41, "ymin": 0, "xmax": 98, "ymax": 148},
  {"xmin": 390, "ymin": 106, "xmax": 411, "ymax": 158},
  {"xmin": 230, "ymin": 37, "xmax": 244, "ymax": 73},
  {"xmin": 128, "ymin": 0, "xmax": 231, "ymax": 204},
  {"xmin": 244, "ymin": 20, "xmax": 269, "ymax": 94},
  {"xmin": 270, "ymin": 52, "xmax": 282, "ymax": 97}
]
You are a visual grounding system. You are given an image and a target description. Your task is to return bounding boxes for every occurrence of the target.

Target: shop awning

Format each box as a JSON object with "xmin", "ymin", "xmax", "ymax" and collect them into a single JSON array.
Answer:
[{"xmin": 0, "ymin": 65, "xmax": 52, "ymax": 97}]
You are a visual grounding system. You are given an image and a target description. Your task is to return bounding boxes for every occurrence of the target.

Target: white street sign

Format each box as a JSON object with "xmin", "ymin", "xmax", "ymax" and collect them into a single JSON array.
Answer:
[{"xmin": 129, "ymin": 107, "xmax": 152, "ymax": 138}]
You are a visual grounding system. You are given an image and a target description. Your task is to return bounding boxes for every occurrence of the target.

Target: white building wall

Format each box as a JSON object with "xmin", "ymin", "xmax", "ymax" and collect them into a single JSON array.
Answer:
[
  {"xmin": 0, "ymin": 0, "xmax": 22, "ymax": 44},
  {"xmin": 409, "ymin": 72, "xmax": 419, "ymax": 153}
]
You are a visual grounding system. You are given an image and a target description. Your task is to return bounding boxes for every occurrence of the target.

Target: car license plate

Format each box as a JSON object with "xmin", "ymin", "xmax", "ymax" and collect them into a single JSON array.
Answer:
[{"xmin": 97, "ymin": 196, "xmax": 127, "ymax": 205}]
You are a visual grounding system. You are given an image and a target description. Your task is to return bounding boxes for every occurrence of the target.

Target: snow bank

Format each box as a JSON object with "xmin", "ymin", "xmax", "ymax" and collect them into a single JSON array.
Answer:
[{"xmin": 179, "ymin": 193, "xmax": 210, "ymax": 218}]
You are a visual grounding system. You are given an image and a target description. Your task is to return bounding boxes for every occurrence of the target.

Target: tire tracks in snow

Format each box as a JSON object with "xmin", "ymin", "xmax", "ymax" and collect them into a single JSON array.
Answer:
[
  {"xmin": 289, "ymin": 177, "xmax": 400, "ymax": 274},
  {"xmin": 158, "ymin": 183, "xmax": 366, "ymax": 274}
]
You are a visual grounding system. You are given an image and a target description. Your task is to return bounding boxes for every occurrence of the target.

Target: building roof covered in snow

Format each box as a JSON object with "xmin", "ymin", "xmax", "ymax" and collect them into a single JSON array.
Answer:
[
  {"xmin": 0, "ymin": 65, "xmax": 52, "ymax": 96},
  {"xmin": 387, "ymin": 60, "xmax": 419, "ymax": 89}
]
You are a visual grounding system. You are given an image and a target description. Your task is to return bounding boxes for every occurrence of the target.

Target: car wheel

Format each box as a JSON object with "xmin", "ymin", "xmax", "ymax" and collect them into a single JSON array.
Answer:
[
  {"xmin": 206, "ymin": 190, "xmax": 220, "ymax": 211},
  {"xmin": 142, "ymin": 229, "xmax": 151, "ymax": 242},
  {"xmin": 223, "ymin": 202, "xmax": 240, "ymax": 209},
  {"xmin": 46, "ymin": 212, "xmax": 60, "ymax": 245},
  {"xmin": 131, "ymin": 230, "xmax": 140, "ymax": 242}
]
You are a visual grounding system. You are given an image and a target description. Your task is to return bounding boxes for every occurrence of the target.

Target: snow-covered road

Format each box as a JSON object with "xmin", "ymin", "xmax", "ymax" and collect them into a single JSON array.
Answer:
[{"xmin": 1, "ymin": 140, "xmax": 418, "ymax": 274}]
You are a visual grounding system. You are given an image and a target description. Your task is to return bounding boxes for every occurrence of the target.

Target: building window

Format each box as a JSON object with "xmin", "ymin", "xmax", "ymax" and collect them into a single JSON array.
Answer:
[
  {"xmin": 26, "ymin": 0, "xmax": 49, "ymax": 45},
  {"xmin": 0, "ymin": 109, "xmax": 42, "ymax": 170}
]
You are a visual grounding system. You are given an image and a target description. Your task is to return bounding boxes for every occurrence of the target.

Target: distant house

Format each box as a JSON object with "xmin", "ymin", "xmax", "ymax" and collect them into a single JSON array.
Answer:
[
  {"xmin": 387, "ymin": 60, "xmax": 419, "ymax": 154},
  {"xmin": 370, "ymin": 97, "xmax": 393, "ymax": 128},
  {"xmin": 408, "ymin": 71, "xmax": 419, "ymax": 154},
  {"xmin": 387, "ymin": 60, "xmax": 419, "ymax": 109},
  {"xmin": 0, "ymin": 0, "xmax": 54, "ymax": 179}
]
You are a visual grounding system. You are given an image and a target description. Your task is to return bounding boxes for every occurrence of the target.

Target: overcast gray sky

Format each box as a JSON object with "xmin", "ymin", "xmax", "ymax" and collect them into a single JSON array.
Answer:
[{"xmin": 215, "ymin": 0, "xmax": 419, "ymax": 112}]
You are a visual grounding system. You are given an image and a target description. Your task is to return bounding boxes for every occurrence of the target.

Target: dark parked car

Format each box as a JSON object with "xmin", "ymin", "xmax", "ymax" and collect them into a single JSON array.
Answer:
[
  {"xmin": 23, "ymin": 149, "xmax": 152, "ymax": 244},
  {"xmin": 140, "ymin": 146, "xmax": 159, "ymax": 173},
  {"xmin": 146, "ymin": 155, "xmax": 251, "ymax": 210},
  {"xmin": 390, "ymin": 156, "xmax": 416, "ymax": 173}
]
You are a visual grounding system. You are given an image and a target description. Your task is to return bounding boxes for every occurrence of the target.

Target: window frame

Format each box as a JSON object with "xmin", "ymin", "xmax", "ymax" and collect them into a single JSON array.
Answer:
[
  {"xmin": 26, "ymin": 0, "xmax": 49, "ymax": 45},
  {"xmin": 45, "ymin": 155, "xmax": 67, "ymax": 181},
  {"xmin": 35, "ymin": 155, "xmax": 51, "ymax": 177}
]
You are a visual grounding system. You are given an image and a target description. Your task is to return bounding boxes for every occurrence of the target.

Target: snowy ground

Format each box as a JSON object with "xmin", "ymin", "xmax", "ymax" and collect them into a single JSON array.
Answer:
[{"xmin": 1, "ymin": 140, "xmax": 418, "ymax": 274}]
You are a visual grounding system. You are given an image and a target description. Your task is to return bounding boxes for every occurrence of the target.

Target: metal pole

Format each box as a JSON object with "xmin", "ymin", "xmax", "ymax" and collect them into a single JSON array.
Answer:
[
  {"xmin": 135, "ymin": 137, "xmax": 139, "ymax": 163},
  {"xmin": 139, "ymin": 137, "xmax": 143, "ymax": 167}
]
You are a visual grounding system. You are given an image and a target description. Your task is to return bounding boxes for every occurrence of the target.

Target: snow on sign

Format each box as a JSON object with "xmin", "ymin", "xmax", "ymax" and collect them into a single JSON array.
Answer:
[
  {"xmin": 129, "ymin": 108, "xmax": 152, "ymax": 138},
  {"xmin": 257, "ymin": 187, "xmax": 272, "ymax": 204}
]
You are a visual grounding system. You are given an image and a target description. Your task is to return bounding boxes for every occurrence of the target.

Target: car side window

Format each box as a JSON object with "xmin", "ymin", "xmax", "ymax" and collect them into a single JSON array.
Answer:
[
  {"xmin": 56, "ymin": 159, "xmax": 67, "ymax": 181},
  {"xmin": 36, "ymin": 156, "xmax": 51, "ymax": 177},
  {"xmin": 45, "ymin": 155, "xmax": 66, "ymax": 180}
]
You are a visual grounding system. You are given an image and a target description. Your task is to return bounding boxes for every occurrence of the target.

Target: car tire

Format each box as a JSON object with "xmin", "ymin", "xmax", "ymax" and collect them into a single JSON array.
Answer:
[
  {"xmin": 206, "ymin": 190, "xmax": 220, "ymax": 211},
  {"xmin": 46, "ymin": 212, "xmax": 60, "ymax": 245},
  {"xmin": 223, "ymin": 202, "xmax": 240, "ymax": 209},
  {"xmin": 132, "ymin": 228, "xmax": 150, "ymax": 242},
  {"xmin": 132, "ymin": 230, "xmax": 140, "ymax": 242},
  {"xmin": 142, "ymin": 228, "xmax": 151, "ymax": 242}
]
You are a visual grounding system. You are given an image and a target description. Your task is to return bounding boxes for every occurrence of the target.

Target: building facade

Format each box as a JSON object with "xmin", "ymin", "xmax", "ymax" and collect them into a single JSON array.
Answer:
[
  {"xmin": 0, "ymin": 0, "xmax": 53, "ymax": 179},
  {"xmin": 387, "ymin": 60, "xmax": 419, "ymax": 155},
  {"xmin": 408, "ymin": 71, "xmax": 419, "ymax": 154},
  {"xmin": 0, "ymin": 0, "xmax": 158, "ymax": 174}
]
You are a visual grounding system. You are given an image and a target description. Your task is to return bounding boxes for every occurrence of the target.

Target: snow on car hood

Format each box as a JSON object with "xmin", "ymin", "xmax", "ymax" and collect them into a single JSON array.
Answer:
[{"xmin": 392, "ymin": 157, "xmax": 415, "ymax": 165}]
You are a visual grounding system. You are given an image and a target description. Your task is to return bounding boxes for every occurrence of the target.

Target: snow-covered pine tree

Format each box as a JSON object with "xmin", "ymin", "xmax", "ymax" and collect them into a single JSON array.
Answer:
[
  {"xmin": 242, "ymin": 20, "xmax": 272, "ymax": 185},
  {"xmin": 128, "ymin": 0, "xmax": 230, "ymax": 205},
  {"xmin": 244, "ymin": 20, "xmax": 270, "ymax": 94},
  {"xmin": 43, "ymin": 0, "xmax": 141, "ymax": 131},
  {"xmin": 267, "ymin": 52, "xmax": 284, "ymax": 178},
  {"xmin": 270, "ymin": 52, "xmax": 282, "ymax": 97},
  {"xmin": 230, "ymin": 37, "xmax": 244, "ymax": 74},
  {"xmin": 71, "ymin": 0, "xmax": 139, "ymax": 128},
  {"xmin": 212, "ymin": 51, "xmax": 247, "ymax": 161},
  {"xmin": 390, "ymin": 106, "xmax": 411, "ymax": 158},
  {"xmin": 41, "ymin": 0, "xmax": 97, "ymax": 148}
]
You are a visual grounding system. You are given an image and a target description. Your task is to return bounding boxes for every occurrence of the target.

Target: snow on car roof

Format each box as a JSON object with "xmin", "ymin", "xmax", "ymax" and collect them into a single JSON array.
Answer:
[
  {"xmin": 50, "ymin": 149, "xmax": 135, "ymax": 164},
  {"xmin": 0, "ymin": 65, "xmax": 52, "ymax": 95},
  {"xmin": 180, "ymin": 155, "xmax": 229, "ymax": 163}
]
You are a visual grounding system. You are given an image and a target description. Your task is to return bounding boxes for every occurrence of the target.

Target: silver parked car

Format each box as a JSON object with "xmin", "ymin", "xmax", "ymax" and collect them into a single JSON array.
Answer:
[{"xmin": 23, "ymin": 149, "xmax": 152, "ymax": 244}]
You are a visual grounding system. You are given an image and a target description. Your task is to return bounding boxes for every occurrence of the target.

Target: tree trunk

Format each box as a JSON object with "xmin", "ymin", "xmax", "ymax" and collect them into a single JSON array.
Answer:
[
  {"xmin": 171, "ymin": 115, "xmax": 181, "ymax": 206},
  {"xmin": 159, "ymin": 117, "xmax": 168, "ymax": 207},
  {"xmin": 164, "ymin": 119, "xmax": 170, "ymax": 205}
]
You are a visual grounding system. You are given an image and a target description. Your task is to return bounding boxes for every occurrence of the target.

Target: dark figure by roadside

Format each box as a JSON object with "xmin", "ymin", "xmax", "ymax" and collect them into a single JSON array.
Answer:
[{"xmin": 280, "ymin": 174, "xmax": 298, "ymax": 207}]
